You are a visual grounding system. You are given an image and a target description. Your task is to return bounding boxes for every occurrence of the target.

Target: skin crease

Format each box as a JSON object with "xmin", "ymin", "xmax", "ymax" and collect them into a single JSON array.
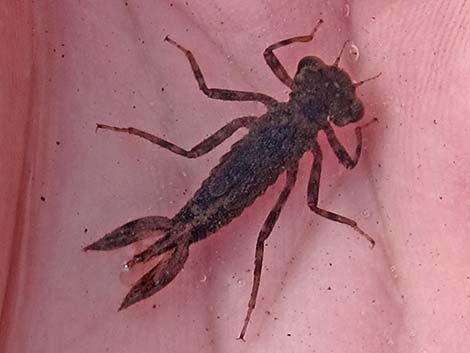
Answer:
[{"xmin": 1, "ymin": 0, "xmax": 470, "ymax": 352}]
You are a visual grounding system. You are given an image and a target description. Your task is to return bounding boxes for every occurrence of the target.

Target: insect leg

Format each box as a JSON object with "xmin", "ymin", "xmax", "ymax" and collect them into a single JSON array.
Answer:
[
  {"xmin": 239, "ymin": 164, "xmax": 298, "ymax": 341},
  {"xmin": 96, "ymin": 115, "xmax": 257, "ymax": 158},
  {"xmin": 308, "ymin": 142, "xmax": 375, "ymax": 247},
  {"xmin": 263, "ymin": 19, "xmax": 323, "ymax": 89},
  {"xmin": 83, "ymin": 216, "xmax": 173, "ymax": 251},
  {"xmin": 323, "ymin": 119, "xmax": 377, "ymax": 169},
  {"xmin": 164, "ymin": 36, "xmax": 278, "ymax": 107}
]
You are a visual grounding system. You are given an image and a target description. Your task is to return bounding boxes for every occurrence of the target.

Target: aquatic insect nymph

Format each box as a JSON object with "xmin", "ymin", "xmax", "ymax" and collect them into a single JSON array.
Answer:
[{"xmin": 85, "ymin": 19, "xmax": 380, "ymax": 340}]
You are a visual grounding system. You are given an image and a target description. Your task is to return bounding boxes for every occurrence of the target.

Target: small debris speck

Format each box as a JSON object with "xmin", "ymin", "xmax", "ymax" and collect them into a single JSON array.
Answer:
[{"xmin": 40, "ymin": 196, "xmax": 46, "ymax": 202}]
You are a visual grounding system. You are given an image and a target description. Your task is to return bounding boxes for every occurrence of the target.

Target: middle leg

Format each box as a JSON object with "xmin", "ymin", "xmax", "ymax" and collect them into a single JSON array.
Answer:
[
  {"xmin": 239, "ymin": 164, "xmax": 298, "ymax": 340},
  {"xmin": 165, "ymin": 36, "xmax": 277, "ymax": 107},
  {"xmin": 96, "ymin": 115, "xmax": 257, "ymax": 158}
]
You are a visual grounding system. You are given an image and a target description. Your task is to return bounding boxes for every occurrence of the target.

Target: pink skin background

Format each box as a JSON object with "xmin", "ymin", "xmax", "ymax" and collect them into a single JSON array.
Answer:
[{"xmin": 1, "ymin": 0, "xmax": 470, "ymax": 352}]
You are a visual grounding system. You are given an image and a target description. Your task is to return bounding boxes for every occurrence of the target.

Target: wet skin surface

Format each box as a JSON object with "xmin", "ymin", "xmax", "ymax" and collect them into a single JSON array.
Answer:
[{"xmin": 2, "ymin": 1, "xmax": 470, "ymax": 353}]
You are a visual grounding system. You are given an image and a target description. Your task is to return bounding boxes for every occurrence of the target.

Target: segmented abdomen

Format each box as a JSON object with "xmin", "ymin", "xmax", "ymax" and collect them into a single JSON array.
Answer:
[{"xmin": 172, "ymin": 113, "xmax": 310, "ymax": 242}]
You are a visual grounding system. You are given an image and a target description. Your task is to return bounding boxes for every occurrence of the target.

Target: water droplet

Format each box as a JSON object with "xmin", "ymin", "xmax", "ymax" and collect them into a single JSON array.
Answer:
[
  {"xmin": 348, "ymin": 43, "xmax": 360, "ymax": 62},
  {"xmin": 361, "ymin": 209, "xmax": 371, "ymax": 218},
  {"xmin": 237, "ymin": 278, "xmax": 246, "ymax": 287},
  {"xmin": 343, "ymin": 3, "xmax": 351, "ymax": 17},
  {"xmin": 119, "ymin": 261, "xmax": 138, "ymax": 286},
  {"xmin": 390, "ymin": 265, "xmax": 399, "ymax": 278},
  {"xmin": 199, "ymin": 274, "xmax": 207, "ymax": 283}
]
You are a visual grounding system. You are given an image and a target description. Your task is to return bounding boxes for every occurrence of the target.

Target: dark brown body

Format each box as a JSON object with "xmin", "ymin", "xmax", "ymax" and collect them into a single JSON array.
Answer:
[
  {"xmin": 175, "ymin": 103, "xmax": 318, "ymax": 243},
  {"xmin": 85, "ymin": 20, "xmax": 378, "ymax": 340}
]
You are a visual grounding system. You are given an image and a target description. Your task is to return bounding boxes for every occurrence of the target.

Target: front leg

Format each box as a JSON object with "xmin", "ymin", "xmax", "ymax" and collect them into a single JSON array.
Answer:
[
  {"xmin": 323, "ymin": 119, "xmax": 377, "ymax": 169},
  {"xmin": 308, "ymin": 142, "xmax": 375, "ymax": 247},
  {"xmin": 263, "ymin": 19, "xmax": 323, "ymax": 89}
]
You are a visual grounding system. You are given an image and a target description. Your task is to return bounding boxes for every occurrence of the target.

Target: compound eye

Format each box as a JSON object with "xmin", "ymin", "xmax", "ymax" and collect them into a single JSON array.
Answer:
[
  {"xmin": 350, "ymin": 99, "xmax": 364, "ymax": 122},
  {"xmin": 330, "ymin": 99, "xmax": 364, "ymax": 126},
  {"xmin": 297, "ymin": 56, "xmax": 324, "ymax": 71}
]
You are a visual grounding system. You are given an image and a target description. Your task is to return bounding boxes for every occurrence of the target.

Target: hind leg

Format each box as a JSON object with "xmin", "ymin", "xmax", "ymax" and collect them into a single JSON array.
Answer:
[
  {"xmin": 239, "ymin": 164, "xmax": 298, "ymax": 340},
  {"xmin": 83, "ymin": 216, "xmax": 172, "ymax": 251}
]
